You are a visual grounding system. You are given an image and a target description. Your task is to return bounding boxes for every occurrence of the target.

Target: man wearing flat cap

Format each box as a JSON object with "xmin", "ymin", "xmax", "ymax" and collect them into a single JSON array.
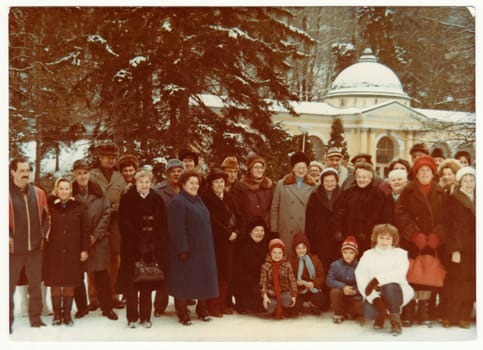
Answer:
[
  {"xmin": 89, "ymin": 142, "xmax": 127, "ymax": 310},
  {"xmin": 325, "ymin": 146, "xmax": 348, "ymax": 186}
]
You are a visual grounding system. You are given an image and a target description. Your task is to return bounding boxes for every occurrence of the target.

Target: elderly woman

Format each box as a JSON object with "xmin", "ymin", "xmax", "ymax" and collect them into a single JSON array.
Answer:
[
  {"xmin": 437, "ymin": 158, "xmax": 462, "ymax": 195},
  {"xmin": 379, "ymin": 158, "xmax": 411, "ymax": 196},
  {"xmin": 167, "ymin": 170, "xmax": 218, "ymax": 325},
  {"xmin": 395, "ymin": 155, "xmax": 447, "ymax": 327},
  {"xmin": 44, "ymin": 178, "xmax": 89, "ymax": 326},
  {"xmin": 338, "ymin": 162, "xmax": 385, "ymax": 254},
  {"xmin": 270, "ymin": 152, "xmax": 316, "ymax": 255},
  {"xmin": 382, "ymin": 169, "xmax": 409, "ymax": 225},
  {"xmin": 308, "ymin": 161, "xmax": 324, "ymax": 184},
  {"xmin": 305, "ymin": 167, "xmax": 343, "ymax": 268},
  {"xmin": 441, "ymin": 167, "xmax": 476, "ymax": 328},
  {"xmin": 117, "ymin": 169, "xmax": 168, "ymax": 329},
  {"xmin": 201, "ymin": 168, "xmax": 239, "ymax": 317}
]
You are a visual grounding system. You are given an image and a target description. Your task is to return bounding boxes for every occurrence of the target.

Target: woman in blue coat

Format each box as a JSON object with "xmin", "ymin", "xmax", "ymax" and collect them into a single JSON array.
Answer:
[{"xmin": 167, "ymin": 170, "xmax": 218, "ymax": 325}]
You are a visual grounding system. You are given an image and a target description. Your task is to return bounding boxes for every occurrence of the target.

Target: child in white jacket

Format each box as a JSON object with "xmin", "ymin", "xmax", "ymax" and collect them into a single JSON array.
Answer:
[{"xmin": 355, "ymin": 224, "xmax": 414, "ymax": 336}]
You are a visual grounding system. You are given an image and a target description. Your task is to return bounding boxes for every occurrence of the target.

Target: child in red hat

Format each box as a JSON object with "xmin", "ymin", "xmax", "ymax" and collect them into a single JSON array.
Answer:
[{"xmin": 259, "ymin": 239, "xmax": 297, "ymax": 319}]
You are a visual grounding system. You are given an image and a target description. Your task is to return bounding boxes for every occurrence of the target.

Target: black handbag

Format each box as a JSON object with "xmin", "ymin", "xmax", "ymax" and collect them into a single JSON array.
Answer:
[{"xmin": 133, "ymin": 258, "xmax": 164, "ymax": 283}]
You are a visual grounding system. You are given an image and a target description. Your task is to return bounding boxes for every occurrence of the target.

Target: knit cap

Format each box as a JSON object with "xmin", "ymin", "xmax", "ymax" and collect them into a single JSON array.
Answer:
[
  {"xmin": 292, "ymin": 232, "xmax": 311, "ymax": 252},
  {"xmin": 456, "ymin": 166, "xmax": 476, "ymax": 183},
  {"xmin": 341, "ymin": 235, "xmax": 359, "ymax": 255},
  {"xmin": 268, "ymin": 238, "xmax": 286, "ymax": 255},
  {"xmin": 412, "ymin": 155, "xmax": 437, "ymax": 176},
  {"xmin": 246, "ymin": 155, "xmax": 266, "ymax": 171}
]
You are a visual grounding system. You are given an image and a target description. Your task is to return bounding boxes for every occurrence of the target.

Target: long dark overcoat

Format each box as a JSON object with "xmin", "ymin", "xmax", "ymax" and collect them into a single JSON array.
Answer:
[
  {"xmin": 167, "ymin": 190, "xmax": 219, "ymax": 299},
  {"xmin": 305, "ymin": 185, "xmax": 343, "ymax": 268},
  {"xmin": 44, "ymin": 196, "xmax": 89, "ymax": 287},
  {"xmin": 116, "ymin": 187, "xmax": 168, "ymax": 293},
  {"xmin": 442, "ymin": 187, "xmax": 475, "ymax": 322},
  {"xmin": 238, "ymin": 175, "xmax": 274, "ymax": 233},
  {"xmin": 72, "ymin": 181, "xmax": 111, "ymax": 272},
  {"xmin": 338, "ymin": 183, "xmax": 385, "ymax": 253},
  {"xmin": 201, "ymin": 189, "xmax": 239, "ymax": 281}
]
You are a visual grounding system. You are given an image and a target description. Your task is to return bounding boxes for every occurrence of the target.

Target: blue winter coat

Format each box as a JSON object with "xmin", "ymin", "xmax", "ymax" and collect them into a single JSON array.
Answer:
[
  {"xmin": 167, "ymin": 190, "xmax": 219, "ymax": 299},
  {"xmin": 326, "ymin": 258, "xmax": 362, "ymax": 301}
]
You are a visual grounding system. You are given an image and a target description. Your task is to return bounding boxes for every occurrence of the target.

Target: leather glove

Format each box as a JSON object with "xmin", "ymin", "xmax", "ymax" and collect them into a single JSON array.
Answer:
[
  {"xmin": 365, "ymin": 277, "xmax": 379, "ymax": 296},
  {"xmin": 411, "ymin": 232, "xmax": 427, "ymax": 250},
  {"xmin": 427, "ymin": 233, "xmax": 440, "ymax": 249},
  {"xmin": 178, "ymin": 251, "xmax": 190, "ymax": 262}
]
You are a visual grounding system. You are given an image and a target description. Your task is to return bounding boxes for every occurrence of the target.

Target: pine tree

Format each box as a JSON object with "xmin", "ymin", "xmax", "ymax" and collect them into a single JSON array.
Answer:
[{"xmin": 328, "ymin": 117, "xmax": 347, "ymax": 156}]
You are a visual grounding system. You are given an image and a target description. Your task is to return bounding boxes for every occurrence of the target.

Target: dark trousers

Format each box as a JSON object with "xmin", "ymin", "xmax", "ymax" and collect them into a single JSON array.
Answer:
[
  {"xmin": 364, "ymin": 283, "xmax": 403, "ymax": 319},
  {"xmin": 292, "ymin": 290, "xmax": 326, "ymax": 314},
  {"xmin": 153, "ymin": 284, "xmax": 169, "ymax": 313},
  {"xmin": 126, "ymin": 282, "xmax": 153, "ymax": 323},
  {"xmin": 234, "ymin": 284, "xmax": 264, "ymax": 313},
  {"xmin": 329, "ymin": 288, "xmax": 363, "ymax": 316},
  {"xmin": 9, "ymin": 250, "xmax": 43, "ymax": 328},
  {"xmin": 75, "ymin": 270, "xmax": 113, "ymax": 313}
]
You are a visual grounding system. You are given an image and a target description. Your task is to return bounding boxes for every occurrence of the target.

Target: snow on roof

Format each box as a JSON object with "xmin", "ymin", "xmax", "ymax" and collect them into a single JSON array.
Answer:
[{"xmin": 414, "ymin": 108, "xmax": 475, "ymax": 124}]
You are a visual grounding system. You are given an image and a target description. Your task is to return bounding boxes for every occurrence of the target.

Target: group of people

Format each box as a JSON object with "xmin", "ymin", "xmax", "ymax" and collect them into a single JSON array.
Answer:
[{"xmin": 9, "ymin": 141, "xmax": 475, "ymax": 337}]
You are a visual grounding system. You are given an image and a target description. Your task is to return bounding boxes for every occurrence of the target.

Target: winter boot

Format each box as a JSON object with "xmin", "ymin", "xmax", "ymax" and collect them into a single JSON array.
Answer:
[
  {"xmin": 62, "ymin": 296, "xmax": 74, "ymax": 326},
  {"xmin": 401, "ymin": 299, "xmax": 415, "ymax": 327},
  {"xmin": 51, "ymin": 296, "xmax": 62, "ymax": 326},
  {"xmin": 196, "ymin": 299, "xmax": 211, "ymax": 322},
  {"xmin": 418, "ymin": 300, "xmax": 432, "ymax": 327},
  {"xmin": 372, "ymin": 298, "xmax": 387, "ymax": 329},
  {"xmin": 390, "ymin": 313, "xmax": 402, "ymax": 336},
  {"xmin": 175, "ymin": 299, "xmax": 192, "ymax": 326}
]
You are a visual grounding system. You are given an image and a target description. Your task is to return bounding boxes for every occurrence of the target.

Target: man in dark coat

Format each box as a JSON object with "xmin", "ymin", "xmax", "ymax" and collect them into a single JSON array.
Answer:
[
  {"xmin": 9, "ymin": 158, "xmax": 50, "ymax": 333},
  {"xmin": 72, "ymin": 159, "xmax": 118, "ymax": 321}
]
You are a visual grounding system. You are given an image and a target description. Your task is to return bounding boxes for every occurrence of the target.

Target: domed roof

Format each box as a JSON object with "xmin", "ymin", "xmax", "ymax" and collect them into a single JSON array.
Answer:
[{"xmin": 324, "ymin": 48, "xmax": 409, "ymax": 100}]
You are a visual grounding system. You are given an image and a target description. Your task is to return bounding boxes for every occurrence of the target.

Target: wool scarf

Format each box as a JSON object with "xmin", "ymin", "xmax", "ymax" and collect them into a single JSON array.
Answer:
[
  {"xmin": 297, "ymin": 255, "xmax": 318, "ymax": 294},
  {"xmin": 271, "ymin": 260, "xmax": 283, "ymax": 318}
]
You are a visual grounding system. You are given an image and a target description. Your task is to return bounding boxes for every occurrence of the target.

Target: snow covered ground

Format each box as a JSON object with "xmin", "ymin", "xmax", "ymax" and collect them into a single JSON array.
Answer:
[{"xmin": 6, "ymin": 293, "xmax": 478, "ymax": 348}]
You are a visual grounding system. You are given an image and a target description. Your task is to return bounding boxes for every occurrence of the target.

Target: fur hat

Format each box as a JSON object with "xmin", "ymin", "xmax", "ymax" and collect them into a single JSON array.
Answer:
[
  {"xmin": 118, "ymin": 154, "xmax": 139, "ymax": 170},
  {"xmin": 412, "ymin": 155, "xmax": 437, "ymax": 176},
  {"xmin": 246, "ymin": 155, "xmax": 266, "ymax": 171},
  {"xmin": 178, "ymin": 149, "xmax": 199, "ymax": 166},
  {"xmin": 221, "ymin": 156, "xmax": 239, "ymax": 170},
  {"xmin": 320, "ymin": 167, "xmax": 339, "ymax": 182},
  {"xmin": 207, "ymin": 168, "xmax": 228, "ymax": 185},
  {"xmin": 292, "ymin": 232, "xmax": 311, "ymax": 252},
  {"xmin": 97, "ymin": 142, "xmax": 120, "ymax": 156},
  {"xmin": 246, "ymin": 216, "xmax": 266, "ymax": 234},
  {"xmin": 341, "ymin": 235, "xmax": 359, "ymax": 255},
  {"xmin": 454, "ymin": 150, "xmax": 472, "ymax": 165},
  {"xmin": 326, "ymin": 146, "xmax": 343, "ymax": 159},
  {"xmin": 351, "ymin": 153, "xmax": 372, "ymax": 165},
  {"xmin": 72, "ymin": 159, "xmax": 90, "ymax": 171},
  {"xmin": 165, "ymin": 159, "xmax": 184, "ymax": 172},
  {"xmin": 437, "ymin": 158, "xmax": 462, "ymax": 178},
  {"xmin": 410, "ymin": 143, "xmax": 430, "ymax": 156},
  {"xmin": 456, "ymin": 166, "xmax": 476, "ymax": 183},
  {"xmin": 431, "ymin": 148, "xmax": 445, "ymax": 159},
  {"xmin": 290, "ymin": 151, "xmax": 310, "ymax": 168},
  {"xmin": 268, "ymin": 238, "xmax": 286, "ymax": 255}
]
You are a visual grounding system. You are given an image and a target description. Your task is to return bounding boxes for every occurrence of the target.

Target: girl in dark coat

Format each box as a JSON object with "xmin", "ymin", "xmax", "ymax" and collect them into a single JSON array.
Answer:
[
  {"xmin": 441, "ymin": 167, "xmax": 475, "ymax": 328},
  {"xmin": 201, "ymin": 169, "xmax": 240, "ymax": 317},
  {"xmin": 117, "ymin": 169, "xmax": 168, "ymax": 328},
  {"xmin": 395, "ymin": 156, "xmax": 447, "ymax": 327},
  {"xmin": 167, "ymin": 170, "xmax": 218, "ymax": 325},
  {"xmin": 338, "ymin": 162, "xmax": 385, "ymax": 253},
  {"xmin": 305, "ymin": 168, "xmax": 343, "ymax": 268},
  {"xmin": 233, "ymin": 217, "xmax": 269, "ymax": 314},
  {"xmin": 45, "ymin": 178, "xmax": 89, "ymax": 326}
]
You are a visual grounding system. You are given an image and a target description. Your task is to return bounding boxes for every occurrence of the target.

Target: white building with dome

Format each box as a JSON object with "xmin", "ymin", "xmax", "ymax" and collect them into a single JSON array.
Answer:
[{"xmin": 201, "ymin": 48, "xmax": 475, "ymax": 177}]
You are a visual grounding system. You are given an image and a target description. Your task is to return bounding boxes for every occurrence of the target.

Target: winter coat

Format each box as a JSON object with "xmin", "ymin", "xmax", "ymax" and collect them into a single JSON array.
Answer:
[
  {"xmin": 44, "ymin": 196, "xmax": 89, "ymax": 287},
  {"xmin": 72, "ymin": 181, "xmax": 111, "ymax": 272},
  {"xmin": 338, "ymin": 182, "xmax": 385, "ymax": 253},
  {"xmin": 239, "ymin": 175, "xmax": 274, "ymax": 232},
  {"xmin": 233, "ymin": 232, "xmax": 269, "ymax": 301},
  {"xmin": 201, "ymin": 189, "xmax": 239, "ymax": 281},
  {"xmin": 326, "ymin": 258, "xmax": 362, "ymax": 300},
  {"xmin": 259, "ymin": 256, "xmax": 298, "ymax": 298},
  {"xmin": 289, "ymin": 253, "xmax": 326, "ymax": 292},
  {"xmin": 305, "ymin": 185, "xmax": 343, "ymax": 268},
  {"xmin": 395, "ymin": 180, "xmax": 446, "ymax": 258},
  {"xmin": 270, "ymin": 173, "xmax": 316, "ymax": 254},
  {"xmin": 355, "ymin": 247, "xmax": 414, "ymax": 307},
  {"xmin": 89, "ymin": 168, "xmax": 126, "ymax": 254},
  {"xmin": 167, "ymin": 190, "xmax": 219, "ymax": 299},
  {"xmin": 9, "ymin": 183, "xmax": 50, "ymax": 253},
  {"xmin": 153, "ymin": 180, "xmax": 178, "ymax": 208},
  {"xmin": 116, "ymin": 187, "xmax": 168, "ymax": 293}
]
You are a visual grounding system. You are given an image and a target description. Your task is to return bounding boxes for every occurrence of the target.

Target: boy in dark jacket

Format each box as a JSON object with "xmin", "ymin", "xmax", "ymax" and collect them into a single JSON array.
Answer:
[{"xmin": 326, "ymin": 235, "xmax": 363, "ymax": 323}]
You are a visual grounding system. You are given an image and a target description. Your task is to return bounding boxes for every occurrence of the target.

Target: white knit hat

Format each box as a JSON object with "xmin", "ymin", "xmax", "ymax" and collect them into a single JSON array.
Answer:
[{"xmin": 455, "ymin": 166, "xmax": 476, "ymax": 182}]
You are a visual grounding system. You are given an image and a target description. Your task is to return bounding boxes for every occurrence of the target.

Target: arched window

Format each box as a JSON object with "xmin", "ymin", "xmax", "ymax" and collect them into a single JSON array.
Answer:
[
  {"xmin": 308, "ymin": 136, "xmax": 325, "ymax": 161},
  {"xmin": 376, "ymin": 136, "xmax": 394, "ymax": 164}
]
